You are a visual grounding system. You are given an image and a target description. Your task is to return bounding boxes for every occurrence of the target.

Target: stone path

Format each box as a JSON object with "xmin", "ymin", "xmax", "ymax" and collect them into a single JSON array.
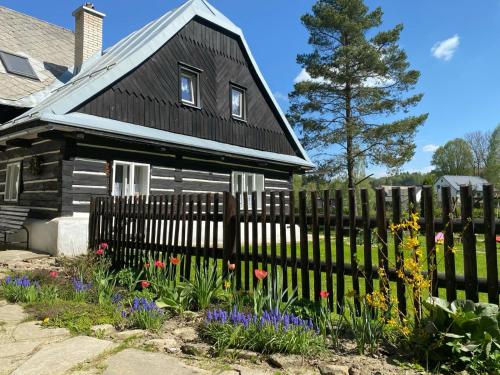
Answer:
[{"xmin": 0, "ymin": 301, "xmax": 214, "ymax": 375}]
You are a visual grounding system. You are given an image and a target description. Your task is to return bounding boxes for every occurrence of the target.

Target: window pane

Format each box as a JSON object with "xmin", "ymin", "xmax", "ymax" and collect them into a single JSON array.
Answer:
[
  {"xmin": 134, "ymin": 165, "xmax": 149, "ymax": 195},
  {"xmin": 255, "ymin": 175, "xmax": 265, "ymax": 209},
  {"xmin": 5, "ymin": 164, "xmax": 20, "ymax": 201},
  {"xmin": 114, "ymin": 164, "xmax": 124, "ymax": 196},
  {"xmin": 236, "ymin": 174, "xmax": 243, "ymax": 193},
  {"xmin": 181, "ymin": 75, "xmax": 194, "ymax": 103},
  {"xmin": 231, "ymin": 88, "xmax": 242, "ymax": 117}
]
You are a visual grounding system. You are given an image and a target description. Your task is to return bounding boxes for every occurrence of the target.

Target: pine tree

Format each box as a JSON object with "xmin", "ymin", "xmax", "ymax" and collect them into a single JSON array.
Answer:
[{"xmin": 289, "ymin": 0, "xmax": 428, "ymax": 189}]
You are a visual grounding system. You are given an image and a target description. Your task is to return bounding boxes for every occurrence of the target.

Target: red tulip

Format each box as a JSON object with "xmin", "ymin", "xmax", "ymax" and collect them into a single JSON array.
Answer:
[
  {"xmin": 170, "ymin": 257, "xmax": 180, "ymax": 266},
  {"xmin": 49, "ymin": 271, "xmax": 58, "ymax": 278},
  {"xmin": 144, "ymin": 262, "xmax": 150, "ymax": 268},
  {"xmin": 496, "ymin": 235, "xmax": 500, "ymax": 243},
  {"xmin": 227, "ymin": 262, "xmax": 236, "ymax": 271},
  {"xmin": 99, "ymin": 243, "xmax": 108, "ymax": 250},
  {"xmin": 141, "ymin": 280, "xmax": 150, "ymax": 289},
  {"xmin": 96, "ymin": 249, "xmax": 104, "ymax": 255},
  {"xmin": 154, "ymin": 260, "xmax": 165, "ymax": 268},
  {"xmin": 320, "ymin": 290, "xmax": 329, "ymax": 299},
  {"xmin": 254, "ymin": 269, "xmax": 268, "ymax": 281}
]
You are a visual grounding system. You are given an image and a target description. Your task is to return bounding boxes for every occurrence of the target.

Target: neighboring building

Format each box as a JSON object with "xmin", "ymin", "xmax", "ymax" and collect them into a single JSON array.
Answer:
[
  {"xmin": 0, "ymin": 0, "xmax": 313, "ymax": 255},
  {"xmin": 434, "ymin": 175, "xmax": 489, "ymax": 201},
  {"xmin": 380, "ymin": 185, "xmax": 422, "ymax": 206}
]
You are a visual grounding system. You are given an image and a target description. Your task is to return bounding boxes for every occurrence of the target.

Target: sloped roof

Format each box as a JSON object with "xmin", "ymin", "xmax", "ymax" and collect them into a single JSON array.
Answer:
[
  {"xmin": 1, "ymin": 0, "xmax": 313, "ymax": 168},
  {"xmin": 438, "ymin": 175, "xmax": 489, "ymax": 191},
  {"xmin": 0, "ymin": 6, "xmax": 74, "ymax": 107}
]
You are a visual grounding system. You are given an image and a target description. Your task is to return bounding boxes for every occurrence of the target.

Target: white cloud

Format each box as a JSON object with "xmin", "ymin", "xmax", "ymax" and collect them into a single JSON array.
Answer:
[
  {"xmin": 273, "ymin": 91, "xmax": 288, "ymax": 102},
  {"xmin": 293, "ymin": 68, "xmax": 327, "ymax": 84},
  {"xmin": 422, "ymin": 144, "xmax": 439, "ymax": 152},
  {"xmin": 431, "ymin": 34, "xmax": 460, "ymax": 61}
]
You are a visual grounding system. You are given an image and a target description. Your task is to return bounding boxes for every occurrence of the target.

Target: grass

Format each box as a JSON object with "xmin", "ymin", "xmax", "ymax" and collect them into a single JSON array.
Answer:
[{"xmin": 25, "ymin": 300, "xmax": 123, "ymax": 335}]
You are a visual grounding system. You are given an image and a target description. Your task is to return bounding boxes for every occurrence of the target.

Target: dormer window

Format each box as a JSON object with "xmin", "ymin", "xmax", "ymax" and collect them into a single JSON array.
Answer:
[
  {"xmin": 179, "ymin": 65, "xmax": 200, "ymax": 107},
  {"xmin": 231, "ymin": 85, "xmax": 246, "ymax": 121},
  {"xmin": 0, "ymin": 51, "xmax": 38, "ymax": 80}
]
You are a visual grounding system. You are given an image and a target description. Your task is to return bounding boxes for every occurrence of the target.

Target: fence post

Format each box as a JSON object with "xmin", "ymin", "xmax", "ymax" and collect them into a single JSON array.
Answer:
[
  {"xmin": 375, "ymin": 188, "xmax": 389, "ymax": 309},
  {"xmin": 483, "ymin": 184, "xmax": 498, "ymax": 305},
  {"xmin": 223, "ymin": 192, "xmax": 237, "ymax": 277},
  {"xmin": 460, "ymin": 185, "xmax": 478, "ymax": 302},
  {"xmin": 423, "ymin": 185, "xmax": 438, "ymax": 297},
  {"xmin": 442, "ymin": 186, "xmax": 457, "ymax": 301}
]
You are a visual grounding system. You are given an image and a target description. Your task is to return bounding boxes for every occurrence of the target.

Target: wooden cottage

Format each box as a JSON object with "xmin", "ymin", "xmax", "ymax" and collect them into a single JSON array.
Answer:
[{"xmin": 0, "ymin": 1, "xmax": 313, "ymax": 255}]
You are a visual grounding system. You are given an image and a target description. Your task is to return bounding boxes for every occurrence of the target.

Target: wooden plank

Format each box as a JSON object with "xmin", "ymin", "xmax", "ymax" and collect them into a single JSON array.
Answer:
[
  {"xmin": 125, "ymin": 196, "xmax": 133, "ymax": 267},
  {"xmin": 222, "ymin": 192, "xmax": 237, "ymax": 277},
  {"xmin": 311, "ymin": 191, "xmax": 321, "ymax": 302},
  {"xmin": 251, "ymin": 192, "xmax": 259, "ymax": 289},
  {"xmin": 375, "ymin": 188, "xmax": 388, "ymax": 309},
  {"xmin": 323, "ymin": 190, "xmax": 333, "ymax": 310},
  {"xmin": 423, "ymin": 186, "xmax": 438, "ymax": 297},
  {"xmin": 279, "ymin": 191, "xmax": 288, "ymax": 301},
  {"xmin": 461, "ymin": 185, "xmax": 478, "ymax": 302},
  {"xmin": 261, "ymin": 191, "xmax": 268, "ymax": 290},
  {"xmin": 203, "ymin": 193, "xmax": 211, "ymax": 269},
  {"xmin": 155, "ymin": 196, "xmax": 163, "ymax": 262},
  {"xmin": 161, "ymin": 195, "xmax": 169, "ymax": 258},
  {"xmin": 243, "ymin": 192, "xmax": 250, "ymax": 290},
  {"xmin": 441, "ymin": 186, "xmax": 457, "ymax": 301},
  {"xmin": 212, "ymin": 193, "xmax": 220, "ymax": 274},
  {"xmin": 270, "ymin": 192, "xmax": 277, "ymax": 293},
  {"xmin": 289, "ymin": 191, "xmax": 298, "ymax": 299},
  {"xmin": 392, "ymin": 187, "xmax": 406, "ymax": 317},
  {"xmin": 483, "ymin": 184, "xmax": 499, "ymax": 304},
  {"xmin": 360, "ymin": 189, "xmax": 373, "ymax": 299},
  {"xmin": 132, "ymin": 196, "xmax": 139, "ymax": 269},
  {"xmin": 335, "ymin": 189, "xmax": 344, "ymax": 313},
  {"xmin": 408, "ymin": 187, "xmax": 421, "ymax": 320},
  {"xmin": 167, "ymin": 194, "xmax": 176, "ymax": 260},
  {"xmin": 298, "ymin": 191, "xmax": 309, "ymax": 300},
  {"xmin": 180, "ymin": 195, "xmax": 187, "ymax": 278},
  {"xmin": 185, "ymin": 195, "xmax": 194, "ymax": 280},
  {"xmin": 195, "ymin": 194, "xmax": 202, "ymax": 270},
  {"xmin": 348, "ymin": 188, "xmax": 360, "ymax": 313},
  {"xmin": 235, "ymin": 193, "xmax": 242, "ymax": 290}
]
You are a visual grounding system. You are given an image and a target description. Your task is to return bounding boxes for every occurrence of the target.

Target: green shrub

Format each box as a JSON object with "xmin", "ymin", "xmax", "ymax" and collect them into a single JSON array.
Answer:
[
  {"xmin": 119, "ymin": 296, "xmax": 166, "ymax": 331},
  {"xmin": 413, "ymin": 297, "xmax": 500, "ymax": 374},
  {"xmin": 116, "ymin": 268, "xmax": 142, "ymax": 293}
]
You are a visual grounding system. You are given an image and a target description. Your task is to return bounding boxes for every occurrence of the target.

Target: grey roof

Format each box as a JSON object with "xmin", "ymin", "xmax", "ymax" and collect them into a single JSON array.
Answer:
[
  {"xmin": 1, "ymin": 0, "xmax": 313, "ymax": 169},
  {"xmin": 0, "ymin": 6, "xmax": 74, "ymax": 107},
  {"xmin": 438, "ymin": 175, "xmax": 489, "ymax": 191}
]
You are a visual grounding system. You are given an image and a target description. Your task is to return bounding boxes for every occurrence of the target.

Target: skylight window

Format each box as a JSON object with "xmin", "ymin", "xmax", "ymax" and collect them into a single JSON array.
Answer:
[{"xmin": 0, "ymin": 51, "xmax": 38, "ymax": 80}]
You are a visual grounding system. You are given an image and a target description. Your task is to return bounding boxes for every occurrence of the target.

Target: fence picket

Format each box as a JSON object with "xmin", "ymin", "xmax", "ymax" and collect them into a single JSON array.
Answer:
[
  {"xmin": 375, "ymin": 188, "xmax": 389, "ymax": 308},
  {"xmin": 335, "ymin": 189, "xmax": 344, "ymax": 313},
  {"xmin": 361, "ymin": 189, "xmax": 373, "ymax": 297},
  {"xmin": 252, "ymin": 192, "xmax": 259, "ymax": 290},
  {"xmin": 243, "ymin": 192, "xmax": 250, "ymax": 290},
  {"xmin": 299, "ymin": 191, "xmax": 310, "ymax": 300},
  {"xmin": 289, "ymin": 191, "xmax": 298, "ymax": 299},
  {"xmin": 423, "ymin": 186, "xmax": 438, "ymax": 297},
  {"xmin": 392, "ymin": 187, "xmax": 406, "ymax": 317},
  {"xmin": 311, "ymin": 191, "xmax": 321, "ymax": 302},
  {"xmin": 461, "ymin": 185, "xmax": 478, "ymax": 302},
  {"xmin": 442, "ymin": 186, "xmax": 457, "ymax": 301},
  {"xmin": 279, "ymin": 191, "xmax": 288, "ymax": 301},
  {"xmin": 483, "ymin": 184, "xmax": 499, "ymax": 304},
  {"xmin": 348, "ymin": 188, "xmax": 360, "ymax": 313}
]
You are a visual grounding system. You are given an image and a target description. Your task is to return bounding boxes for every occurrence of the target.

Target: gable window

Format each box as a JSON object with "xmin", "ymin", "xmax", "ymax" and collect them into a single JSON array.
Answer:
[
  {"xmin": 0, "ymin": 51, "xmax": 38, "ymax": 80},
  {"xmin": 5, "ymin": 162, "xmax": 21, "ymax": 202},
  {"xmin": 179, "ymin": 66, "xmax": 200, "ymax": 107},
  {"xmin": 112, "ymin": 161, "xmax": 150, "ymax": 197},
  {"xmin": 231, "ymin": 172, "xmax": 264, "ymax": 209},
  {"xmin": 230, "ymin": 85, "xmax": 246, "ymax": 120}
]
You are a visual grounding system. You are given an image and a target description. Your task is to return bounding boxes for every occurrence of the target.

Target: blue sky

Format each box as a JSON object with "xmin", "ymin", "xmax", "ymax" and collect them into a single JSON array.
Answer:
[{"xmin": 4, "ymin": 0, "xmax": 500, "ymax": 176}]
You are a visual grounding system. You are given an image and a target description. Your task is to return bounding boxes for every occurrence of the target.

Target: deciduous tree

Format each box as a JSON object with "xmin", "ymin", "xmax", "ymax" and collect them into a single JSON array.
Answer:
[{"xmin": 431, "ymin": 139, "xmax": 474, "ymax": 176}]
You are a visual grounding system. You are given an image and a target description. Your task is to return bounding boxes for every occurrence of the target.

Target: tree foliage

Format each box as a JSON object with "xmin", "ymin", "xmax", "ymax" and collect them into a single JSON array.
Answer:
[
  {"xmin": 431, "ymin": 138, "xmax": 474, "ymax": 176},
  {"xmin": 288, "ymin": 0, "xmax": 427, "ymax": 189},
  {"xmin": 485, "ymin": 124, "xmax": 500, "ymax": 187},
  {"xmin": 464, "ymin": 130, "xmax": 491, "ymax": 176}
]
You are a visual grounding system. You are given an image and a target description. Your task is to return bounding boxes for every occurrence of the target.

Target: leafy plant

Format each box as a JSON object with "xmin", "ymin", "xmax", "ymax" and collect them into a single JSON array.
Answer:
[
  {"xmin": 252, "ymin": 269, "xmax": 297, "ymax": 316},
  {"xmin": 201, "ymin": 307, "xmax": 323, "ymax": 356},
  {"xmin": 346, "ymin": 296, "xmax": 385, "ymax": 355},
  {"xmin": 116, "ymin": 268, "xmax": 143, "ymax": 293},
  {"xmin": 120, "ymin": 297, "xmax": 166, "ymax": 331},
  {"xmin": 1, "ymin": 275, "xmax": 39, "ymax": 303},
  {"xmin": 186, "ymin": 265, "xmax": 223, "ymax": 310},
  {"xmin": 415, "ymin": 297, "xmax": 500, "ymax": 374}
]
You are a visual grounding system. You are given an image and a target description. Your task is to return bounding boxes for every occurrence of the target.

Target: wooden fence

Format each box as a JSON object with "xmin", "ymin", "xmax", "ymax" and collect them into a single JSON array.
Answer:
[{"xmin": 89, "ymin": 184, "xmax": 499, "ymax": 312}]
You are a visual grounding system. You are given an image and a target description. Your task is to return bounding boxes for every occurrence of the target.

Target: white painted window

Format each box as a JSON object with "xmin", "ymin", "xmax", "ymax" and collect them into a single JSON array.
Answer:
[
  {"xmin": 112, "ymin": 161, "xmax": 150, "ymax": 197},
  {"xmin": 231, "ymin": 86, "xmax": 246, "ymax": 120},
  {"xmin": 231, "ymin": 172, "xmax": 264, "ymax": 209},
  {"xmin": 180, "ymin": 68, "xmax": 199, "ymax": 106},
  {"xmin": 5, "ymin": 162, "xmax": 21, "ymax": 202}
]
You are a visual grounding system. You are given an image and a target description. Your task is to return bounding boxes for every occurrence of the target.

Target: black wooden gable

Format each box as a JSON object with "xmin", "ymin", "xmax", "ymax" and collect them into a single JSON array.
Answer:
[{"xmin": 75, "ymin": 18, "xmax": 299, "ymax": 157}]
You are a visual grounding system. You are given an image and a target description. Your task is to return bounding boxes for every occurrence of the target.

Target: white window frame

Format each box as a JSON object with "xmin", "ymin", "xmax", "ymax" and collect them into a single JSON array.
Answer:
[
  {"xmin": 230, "ymin": 85, "xmax": 246, "ymax": 121},
  {"xmin": 231, "ymin": 172, "xmax": 264, "ymax": 209},
  {"xmin": 179, "ymin": 66, "xmax": 200, "ymax": 107},
  {"xmin": 4, "ymin": 162, "xmax": 21, "ymax": 203},
  {"xmin": 112, "ymin": 160, "xmax": 150, "ymax": 197}
]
